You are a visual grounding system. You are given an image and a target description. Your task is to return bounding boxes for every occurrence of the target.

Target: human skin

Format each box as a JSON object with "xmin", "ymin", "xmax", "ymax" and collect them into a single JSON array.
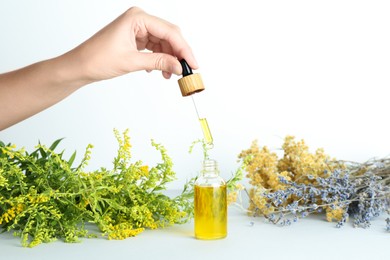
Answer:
[{"xmin": 0, "ymin": 6, "xmax": 198, "ymax": 130}]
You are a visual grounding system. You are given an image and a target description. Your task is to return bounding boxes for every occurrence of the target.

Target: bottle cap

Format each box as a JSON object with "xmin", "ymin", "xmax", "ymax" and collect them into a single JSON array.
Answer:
[{"xmin": 178, "ymin": 59, "xmax": 205, "ymax": 96}]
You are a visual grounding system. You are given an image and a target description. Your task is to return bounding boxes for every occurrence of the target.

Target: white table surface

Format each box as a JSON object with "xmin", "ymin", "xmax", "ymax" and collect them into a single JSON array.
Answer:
[{"xmin": 1, "ymin": 203, "xmax": 389, "ymax": 260}]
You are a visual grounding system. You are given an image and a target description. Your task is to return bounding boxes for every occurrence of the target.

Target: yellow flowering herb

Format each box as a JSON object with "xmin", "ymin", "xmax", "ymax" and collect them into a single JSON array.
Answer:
[{"xmin": 0, "ymin": 131, "xmax": 192, "ymax": 247}]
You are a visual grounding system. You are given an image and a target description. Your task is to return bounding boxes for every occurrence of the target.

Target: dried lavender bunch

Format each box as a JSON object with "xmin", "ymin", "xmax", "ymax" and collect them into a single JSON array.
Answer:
[
  {"xmin": 238, "ymin": 136, "xmax": 390, "ymax": 230},
  {"xmin": 343, "ymin": 158, "xmax": 390, "ymax": 228}
]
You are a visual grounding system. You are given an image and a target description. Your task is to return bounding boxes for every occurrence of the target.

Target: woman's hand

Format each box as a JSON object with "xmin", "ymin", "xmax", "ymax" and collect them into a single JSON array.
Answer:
[{"xmin": 67, "ymin": 6, "xmax": 198, "ymax": 81}]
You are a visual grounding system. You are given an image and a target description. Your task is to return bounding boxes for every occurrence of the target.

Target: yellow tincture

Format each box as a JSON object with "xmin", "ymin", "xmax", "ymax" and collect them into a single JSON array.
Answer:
[
  {"xmin": 194, "ymin": 159, "xmax": 227, "ymax": 240},
  {"xmin": 194, "ymin": 184, "xmax": 227, "ymax": 240},
  {"xmin": 199, "ymin": 118, "xmax": 213, "ymax": 145}
]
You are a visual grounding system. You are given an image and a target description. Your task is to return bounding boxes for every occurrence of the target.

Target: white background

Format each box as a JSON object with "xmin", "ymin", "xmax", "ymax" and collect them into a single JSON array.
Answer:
[{"xmin": 1, "ymin": 0, "xmax": 389, "ymax": 189}]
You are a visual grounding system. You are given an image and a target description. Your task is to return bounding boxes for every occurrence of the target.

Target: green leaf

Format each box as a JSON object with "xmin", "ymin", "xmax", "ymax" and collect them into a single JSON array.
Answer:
[
  {"xmin": 38, "ymin": 147, "xmax": 47, "ymax": 158},
  {"xmin": 68, "ymin": 151, "xmax": 77, "ymax": 167},
  {"xmin": 152, "ymin": 186, "xmax": 165, "ymax": 192},
  {"xmin": 49, "ymin": 138, "xmax": 64, "ymax": 151}
]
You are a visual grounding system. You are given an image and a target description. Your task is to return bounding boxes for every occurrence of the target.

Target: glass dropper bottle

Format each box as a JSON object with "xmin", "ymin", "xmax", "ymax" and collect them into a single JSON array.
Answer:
[
  {"xmin": 177, "ymin": 60, "xmax": 226, "ymax": 239},
  {"xmin": 194, "ymin": 159, "xmax": 227, "ymax": 240}
]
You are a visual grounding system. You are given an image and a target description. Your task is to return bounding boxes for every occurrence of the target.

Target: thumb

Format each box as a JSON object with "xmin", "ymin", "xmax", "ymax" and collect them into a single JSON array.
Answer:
[{"xmin": 133, "ymin": 52, "xmax": 182, "ymax": 75}]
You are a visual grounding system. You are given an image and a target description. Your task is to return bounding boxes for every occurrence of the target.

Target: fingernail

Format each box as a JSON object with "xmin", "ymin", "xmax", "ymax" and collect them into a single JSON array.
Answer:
[{"xmin": 163, "ymin": 71, "xmax": 172, "ymax": 79}]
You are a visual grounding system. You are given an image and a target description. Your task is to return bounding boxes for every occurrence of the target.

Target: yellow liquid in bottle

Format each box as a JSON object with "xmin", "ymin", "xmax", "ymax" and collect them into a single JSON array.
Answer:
[
  {"xmin": 194, "ymin": 185, "xmax": 227, "ymax": 240},
  {"xmin": 199, "ymin": 118, "xmax": 213, "ymax": 145}
]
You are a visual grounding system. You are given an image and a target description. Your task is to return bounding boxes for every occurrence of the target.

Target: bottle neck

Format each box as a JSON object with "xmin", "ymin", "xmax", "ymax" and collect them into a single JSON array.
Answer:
[{"xmin": 201, "ymin": 159, "xmax": 219, "ymax": 177}]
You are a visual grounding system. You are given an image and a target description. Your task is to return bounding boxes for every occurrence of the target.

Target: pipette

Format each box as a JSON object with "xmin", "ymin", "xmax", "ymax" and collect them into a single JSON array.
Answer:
[{"xmin": 178, "ymin": 59, "xmax": 213, "ymax": 146}]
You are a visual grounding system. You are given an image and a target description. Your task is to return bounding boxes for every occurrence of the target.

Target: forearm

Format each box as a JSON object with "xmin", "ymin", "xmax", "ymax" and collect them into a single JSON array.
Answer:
[{"xmin": 0, "ymin": 53, "xmax": 92, "ymax": 130}]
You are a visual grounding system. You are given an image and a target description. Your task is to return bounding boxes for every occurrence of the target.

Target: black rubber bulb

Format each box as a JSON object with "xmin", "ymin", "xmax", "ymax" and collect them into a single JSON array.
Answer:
[{"xmin": 180, "ymin": 59, "xmax": 193, "ymax": 77}]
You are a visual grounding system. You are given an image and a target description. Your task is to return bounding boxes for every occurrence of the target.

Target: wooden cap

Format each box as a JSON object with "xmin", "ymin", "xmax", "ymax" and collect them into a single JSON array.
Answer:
[{"xmin": 178, "ymin": 73, "xmax": 205, "ymax": 97}]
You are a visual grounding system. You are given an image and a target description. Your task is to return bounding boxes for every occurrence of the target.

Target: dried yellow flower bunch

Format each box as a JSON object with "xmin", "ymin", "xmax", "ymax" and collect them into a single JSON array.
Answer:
[{"xmin": 238, "ymin": 136, "xmax": 344, "ymax": 219}]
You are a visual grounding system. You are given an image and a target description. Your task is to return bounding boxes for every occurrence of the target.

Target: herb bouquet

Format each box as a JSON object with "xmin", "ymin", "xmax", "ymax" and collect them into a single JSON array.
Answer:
[
  {"xmin": 236, "ymin": 136, "xmax": 390, "ymax": 229},
  {"xmin": 0, "ymin": 129, "xmax": 193, "ymax": 247}
]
